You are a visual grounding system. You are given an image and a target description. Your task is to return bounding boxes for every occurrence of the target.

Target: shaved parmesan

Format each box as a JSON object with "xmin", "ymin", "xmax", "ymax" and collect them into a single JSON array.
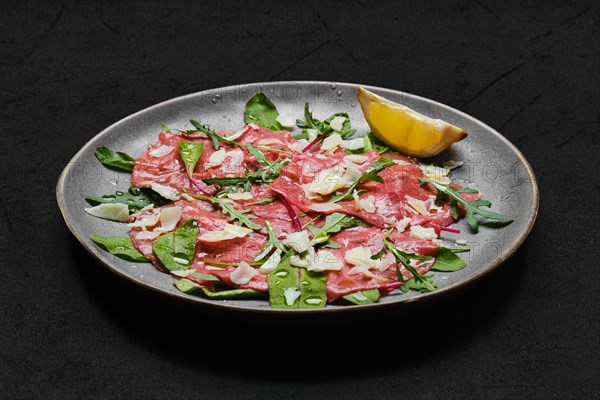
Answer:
[
  {"xmin": 260, "ymin": 249, "xmax": 282, "ymax": 274},
  {"xmin": 395, "ymin": 217, "xmax": 412, "ymax": 232},
  {"xmin": 282, "ymin": 230, "xmax": 311, "ymax": 253},
  {"xmin": 205, "ymin": 149, "xmax": 226, "ymax": 170},
  {"xmin": 170, "ymin": 270, "xmax": 190, "ymax": 277},
  {"xmin": 198, "ymin": 224, "xmax": 252, "ymax": 242},
  {"xmin": 225, "ymin": 126, "xmax": 249, "ymax": 141},
  {"xmin": 442, "ymin": 160, "xmax": 463, "ymax": 170},
  {"xmin": 149, "ymin": 145, "xmax": 174, "ymax": 157},
  {"xmin": 84, "ymin": 203, "xmax": 129, "ymax": 222},
  {"xmin": 343, "ymin": 165, "xmax": 362, "ymax": 187},
  {"xmin": 205, "ymin": 265, "xmax": 225, "ymax": 271},
  {"xmin": 289, "ymin": 139, "xmax": 309, "ymax": 153},
  {"xmin": 405, "ymin": 195, "xmax": 430, "ymax": 216},
  {"xmin": 343, "ymin": 154, "xmax": 369, "ymax": 165},
  {"xmin": 154, "ymin": 206, "xmax": 181, "ymax": 232},
  {"xmin": 283, "ymin": 287, "xmax": 301, "ymax": 306},
  {"xmin": 290, "ymin": 255, "xmax": 310, "ymax": 268},
  {"xmin": 340, "ymin": 137, "xmax": 364, "ymax": 150},
  {"xmin": 230, "ymin": 262, "xmax": 257, "ymax": 285},
  {"xmin": 276, "ymin": 115, "xmax": 295, "ymax": 128},
  {"xmin": 257, "ymin": 138, "xmax": 284, "ymax": 146},
  {"xmin": 306, "ymin": 166, "xmax": 346, "ymax": 196},
  {"xmin": 128, "ymin": 213, "xmax": 159, "ymax": 228},
  {"xmin": 308, "ymin": 202, "xmax": 342, "ymax": 212},
  {"xmin": 348, "ymin": 265, "xmax": 387, "ymax": 282},
  {"xmin": 329, "ymin": 116, "xmax": 346, "ymax": 131},
  {"xmin": 409, "ymin": 225, "xmax": 437, "ymax": 240},
  {"xmin": 353, "ymin": 191, "xmax": 375, "ymax": 213},
  {"xmin": 306, "ymin": 249, "xmax": 343, "ymax": 272},
  {"xmin": 420, "ymin": 164, "xmax": 451, "ymax": 185},
  {"xmin": 321, "ymin": 133, "xmax": 343, "ymax": 153},
  {"xmin": 307, "ymin": 129, "xmax": 319, "ymax": 142},
  {"xmin": 227, "ymin": 192, "xmax": 253, "ymax": 201},
  {"xmin": 142, "ymin": 182, "xmax": 180, "ymax": 200},
  {"xmin": 135, "ymin": 230, "xmax": 162, "ymax": 240}
]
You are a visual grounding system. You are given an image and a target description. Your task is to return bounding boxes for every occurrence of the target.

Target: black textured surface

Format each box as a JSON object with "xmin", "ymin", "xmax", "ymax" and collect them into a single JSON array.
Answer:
[{"xmin": 1, "ymin": 1, "xmax": 598, "ymax": 399}]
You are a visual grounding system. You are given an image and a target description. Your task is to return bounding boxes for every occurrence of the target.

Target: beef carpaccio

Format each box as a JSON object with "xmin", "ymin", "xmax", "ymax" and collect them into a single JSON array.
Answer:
[{"xmin": 87, "ymin": 94, "xmax": 512, "ymax": 309}]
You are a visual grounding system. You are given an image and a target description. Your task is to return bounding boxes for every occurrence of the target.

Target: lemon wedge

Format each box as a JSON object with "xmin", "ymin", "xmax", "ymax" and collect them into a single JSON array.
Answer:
[{"xmin": 357, "ymin": 87, "xmax": 467, "ymax": 157}]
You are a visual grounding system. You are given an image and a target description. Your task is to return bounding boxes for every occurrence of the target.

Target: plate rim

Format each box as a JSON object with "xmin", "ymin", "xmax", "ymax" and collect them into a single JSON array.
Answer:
[{"xmin": 56, "ymin": 80, "xmax": 540, "ymax": 314}]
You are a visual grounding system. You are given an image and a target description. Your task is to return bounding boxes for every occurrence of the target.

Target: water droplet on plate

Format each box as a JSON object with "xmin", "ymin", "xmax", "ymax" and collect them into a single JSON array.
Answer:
[
  {"xmin": 336, "ymin": 90, "xmax": 342, "ymax": 96},
  {"xmin": 211, "ymin": 98, "xmax": 217, "ymax": 104},
  {"xmin": 330, "ymin": 83, "xmax": 337, "ymax": 89},
  {"xmin": 215, "ymin": 94, "xmax": 222, "ymax": 99},
  {"xmin": 109, "ymin": 179, "xmax": 118, "ymax": 185}
]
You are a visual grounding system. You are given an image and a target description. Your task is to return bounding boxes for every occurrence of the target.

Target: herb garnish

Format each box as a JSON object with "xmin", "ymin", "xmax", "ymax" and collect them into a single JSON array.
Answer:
[
  {"xmin": 86, "ymin": 186, "xmax": 168, "ymax": 213},
  {"xmin": 244, "ymin": 93, "xmax": 283, "ymax": 130},
  {"xmin": 419, "ymin": 178, "xmax": 513, "ymax": 233},
  {"xmin": 90, "ymin": 234, "xmax": 150, "ymax": 262},
  {"xmin": 186, "ymin": 191, "xmax": 261, "ymax": 230},
  {"xmin": 94, "ymin": 146, "xmax": 136, "ymax": 172},
  {"xmin": 330, "ymin": 157, "xmax": 396, "ymax": 203}
]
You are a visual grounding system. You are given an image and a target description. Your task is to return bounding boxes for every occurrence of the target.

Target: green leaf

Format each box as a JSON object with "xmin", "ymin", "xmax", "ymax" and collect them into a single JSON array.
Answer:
[
  {"xmin": 188, "ymin": 272, "xmax": 220, "ymax": 281},
  {"xmin": 323, "ymin": 112, "xmax": 354, "ymax": 139},
  {"xmin": 254, "ymin": 221, "xmax": 284, "ymax": 262},
  {"xmin": 383, "ymin": 231, "xmax": 436, "ymax": 292},
  {"xmin": 178, "ymin": 142, "xmax": 203, "ymax": 180},
  {"xmin": 90, "ymin": 234, "xmax": 149, "ymax": 262},
  {"xmin": 419, "ymin": 178, "xmax": 514, "ymax": 233},
  {"xmin": 299, "ymin": 102, "xmax": 326, "ymax": 133},
  {"xmin": 308, "ymin": 212, "xmax": 368, "ymax": 246},
  {"xmin": 186, "ymin": 192, "xmax": 261, "ymax": 230},
  {"xmin": 94, "ymin": 146, "xmax": 135, "ymax": 172},
  {"xmin": 430, "ymin": 247, "xmax": 467, "ymax": 272},
  {"xmin": 188, "ymin": 119, "xmax": 233, "ymax": 151},
  {"xmin": 363, "ymin": 131, "xmax": 390, "ymax": 154},
  {"xmin": 267, "ymin": 250, "xmax": 300, "ymax": 309},
  {"xmin": 299, "ymin": 268, "xmax": 327, "ymax": 309},
  {"xmin": 176, "ymin": 279, "xmax": 265, "ymax": 299},
  {"xmin": 244, "ymin": 93, "xmax": 283, "ymax": 130},
  {"xmin": 342, "ymin": 289, "xmax": 380, "ymax": 305},
  {"xmin": 85, "ymin": 186, "xmax": 168, "ymax": 213},
  {"xmin": 330, "ymin": 157, "xmax": 396, "ymax": 203},
  {"xmin": 152, "ymin": 218, "xmax": 199, "ymax": 271},
  {"xmin": 247, "ymin": 196, "xmax": 278, "ymax": 206}
]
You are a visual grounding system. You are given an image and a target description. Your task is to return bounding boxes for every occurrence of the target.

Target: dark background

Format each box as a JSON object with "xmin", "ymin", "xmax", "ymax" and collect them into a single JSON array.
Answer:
[{"xmin": 1, "ymin": 1, "xmax": 598, "ymax": 399}]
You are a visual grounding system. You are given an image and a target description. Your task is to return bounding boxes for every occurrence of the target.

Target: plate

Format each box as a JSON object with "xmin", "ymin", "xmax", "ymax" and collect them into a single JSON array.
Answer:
[{"xmin": 56, "ymin": 81, "xmax": 539, "ymax": 314}]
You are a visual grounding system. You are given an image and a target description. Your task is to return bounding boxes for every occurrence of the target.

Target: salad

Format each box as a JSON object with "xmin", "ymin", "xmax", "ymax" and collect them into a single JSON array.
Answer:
[{"xmin": 85, "ymin": 89, "xmax": 513, "ymax": 308}]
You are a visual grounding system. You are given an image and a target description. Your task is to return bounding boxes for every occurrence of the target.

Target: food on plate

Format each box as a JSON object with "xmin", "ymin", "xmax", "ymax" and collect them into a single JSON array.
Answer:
[
  {"xmin": 357, "ymin": 86, "xmax": 467, "ymax": 157},
  {"xmin": 86, "ymin": 88, "xmax": 512, "ymax": 308}
]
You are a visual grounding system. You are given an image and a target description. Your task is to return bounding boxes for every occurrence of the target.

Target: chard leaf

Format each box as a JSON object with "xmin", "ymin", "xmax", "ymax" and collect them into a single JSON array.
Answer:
[
  {"xmin": 152, "ymin": 218, "xmax": 198, "ymax": 271},
  {"xmin": 186, "ymin": 192, "xmax": 261, "ymax": 230},
  {"xmin": 308, "ymin": 212, "xmax": 368, "ymax": 246},
  {"xmin": 299, "ymin": 268, "xmax": 327, "ymax": 309},
  {"xmin": 430, "ymin": 247, "xmax": 467, "ymax": 272},
  {"xmin": 330, "ymin": 157, "xmax": 396, "ymax": 203},
  {"xmin": 85, "ymin": 186, "xmax": 168, "ymax": 213},
  {"xmin": 267, "ymin": 251, "xmax": 300, "ymax": 309},
  {"xmin": 178, "ymin": 142, "xmax": 203, "ymax": 180},
  {"xmin": 90, "ymin": 234, "xmax": 149, "ymax": 262},
  {"xmin": 244, "ymin": 93, "xmax": 283, "ymax": 130},
  {"xmin": 94, "ymin": 146, "xmax": 135, "ymax": 172},
  {"xmin": 176, "ymin": 279, "xmax": 265, "ymax": 299},
  {"xmin": 419, "ymin": 178, "xmax": 514, "ymax": 233},
  {"xmin": 342, "ymin": 289, "xmax": 380, "ymax": 305}
]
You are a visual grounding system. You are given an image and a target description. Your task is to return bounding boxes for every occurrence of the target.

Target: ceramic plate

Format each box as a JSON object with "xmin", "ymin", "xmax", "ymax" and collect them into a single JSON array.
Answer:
[{"xmin": 56, "ymin": 81, "xmax": 539, "ymax": 314}]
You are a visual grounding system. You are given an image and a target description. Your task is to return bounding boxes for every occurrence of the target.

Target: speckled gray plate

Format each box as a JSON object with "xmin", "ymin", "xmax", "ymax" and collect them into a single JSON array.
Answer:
[{"xmin": 56, "ymin": 81, "xmax": 539, "ymax": 314}]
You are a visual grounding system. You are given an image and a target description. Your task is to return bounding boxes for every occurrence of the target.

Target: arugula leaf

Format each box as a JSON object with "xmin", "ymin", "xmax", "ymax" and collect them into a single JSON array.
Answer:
[
  {"xmin": 247, "ymin": 196, "xmax": 278, "ymax": 206},
  {"xmin": 308, "ymin": 212, "xmax": 369, "ymax": 246},
  {"xmin": 178, "ymin": 142, "xmax": 203, "ymax": 180},
  {"xmin": 330, "ymin": 157, "xmax": 396, "ymax": 203},
  {"xmin": 90, "ymin": 234, "xmax": 149, "ymax": 262},
  {"xmin": 298, "ymin": 102, "xmax": 326, "ymax": 133},
  {"xmin": 188, "ymin": 272, "xmax": 220, "ymax": 281},
  {"xmin": 152, "ymin": 218, "xmax": 199, "ymax": 271},
  {"xmin": 419, "ymin": 178, "xmax": 514, "ymax": 233},
  {"xmin": 186, "ymin": 192, "xmax": 261, "ymax": 230},
  {"xmin": 363, "ymin": 131, "xmax": 390, "ymax": 154},
  {"xmin": 244, "ymin": 93, "xmax": 283, "ymax": 130},
  {"xmin": 188, "ymin": 119, "xmax": 235, "ymax": 151},
  {"xmin": 342, "ymin": 289, "xmax": 380, "ymax": 305},
  {"xmin": 254, "ymin": 221, "xmax": 285, "ymax": 262},
  {"xmin": 176, "ymin": 278, "xmax": 266, "ymax": 299},
  {"xmin": 430, "ymin": 247, "xmax": 467, "ymax": 272},
  {"xmin": 324, "ymin": 112, "xmax": 354, "ymax": 139},
  {"xmin": 94, "ymin": 146, "xmax": 135, "ymax": 172},
  {"xmin": 382, "ymin": 230, "xmax": 436, "ymax": 292},
  {"xmin": 86, "ymin": 186, "xmax": 168, "ymax": 213}
]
